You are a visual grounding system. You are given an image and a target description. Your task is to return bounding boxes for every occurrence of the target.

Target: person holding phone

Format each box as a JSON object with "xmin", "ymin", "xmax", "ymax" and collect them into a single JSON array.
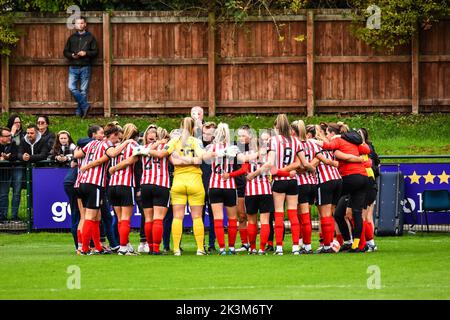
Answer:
[{"xmin": 63, "ymin": 16, "xmax": 98, "ymax": 118}]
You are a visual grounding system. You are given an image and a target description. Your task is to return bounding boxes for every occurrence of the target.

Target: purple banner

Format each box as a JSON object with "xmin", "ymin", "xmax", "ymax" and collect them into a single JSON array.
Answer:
[
  {"xmin": 32, "ymin": 168, "xmax": 213, "ymax": 229},
  {"xmin": 33, "ymin": 168, "xmax": 72, "ymax": 229},
  {"xmin": 381, "ymin": 163, "xmax": 450, "ymax": 225}
]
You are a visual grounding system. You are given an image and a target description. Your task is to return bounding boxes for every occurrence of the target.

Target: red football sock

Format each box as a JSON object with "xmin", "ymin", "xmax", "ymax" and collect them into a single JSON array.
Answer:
[
  {"xmin": 91, "ymin": 220, "xmax": 103, "ymax": 251},
  {"xmin": 274, "ymin": 212, "xmax": 285, "ymax": 246},
  {"xmin": 239, "ymin": 225, "xmax": 248, "ymax": 245},
  {"xmin": 359, "ymin": 221, "xmax": 367, "ymax": 250},
  {"xmin": 300, "ymin": 213, "xmax": 312, "ymax": 245},
  {"xmin": 260, "ymin": 224, "xmax": 270, "ymax": 251},
  {"xmin": 288, "ymin": 210, "xmax": 300, "ymax": 245},
  {"xmin": 77, "ymin": 230, "xmax": 82, "ymax": 245},
  {"xmin": 119, "ymin": 220, "xmax": 130, "ymax": 247},
  {"xmin": 144, "ymin": 221, "xmax": 153, "ymax": 248},
  {"xmin": 268, "ymin": 240, "xmax": 273, "ymax": 247},
  {"xmin": 336, "ymin": 234, "xmax": 344, "ymax": 246},
  {"xmin": 228, "ymin": 219, "xmax": 238, "ymax": 247},
  {"xmin": 152, "ymin": 219, "xmax": 163, "ymax": 253},
  {"xmin": 81, "ymin": 220, "xmax": 93, "ymax": 253},
  {"xmin": 320, "ymin": 216, "xmax": 335, "ymax": 246},
  {"xmin": 297, "ymin": 213, "xmax": 303, "ymax": 240},
  {"xmin": 365, "ymin": 221, "xmax": 374, "ymax": 241},
  {"xmin": 248, "ymin": 223, "xmax": 257, "ymax": 250},
  {"xmin": 214, "ymin": 219, "xmax": 225, "ymax": 249}
]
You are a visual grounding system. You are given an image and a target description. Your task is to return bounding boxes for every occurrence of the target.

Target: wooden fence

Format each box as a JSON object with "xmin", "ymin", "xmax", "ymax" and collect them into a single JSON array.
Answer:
[{"xmin": 1, "ymin": 10, "xmax": 449, "ymax": 116}]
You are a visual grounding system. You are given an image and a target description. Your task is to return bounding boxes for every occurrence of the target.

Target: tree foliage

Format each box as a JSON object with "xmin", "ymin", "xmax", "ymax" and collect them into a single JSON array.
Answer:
[{"xmin": 350, "ymin": 0, "xmax": 450, "ymax": 52}]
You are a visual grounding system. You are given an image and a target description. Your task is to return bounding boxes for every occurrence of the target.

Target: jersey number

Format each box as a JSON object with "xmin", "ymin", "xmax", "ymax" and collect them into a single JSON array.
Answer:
[
  {"xmin": 145, "ymin": 157, "xmax": 160, "ymax": 170},
  {"xmin": 283, "ymin": 147, "xmax": 293, "ymax": 166}
]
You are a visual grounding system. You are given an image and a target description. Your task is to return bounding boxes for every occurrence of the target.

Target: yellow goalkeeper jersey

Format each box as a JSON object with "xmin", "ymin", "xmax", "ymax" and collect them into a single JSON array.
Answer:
[{"xmin": 164, "ymin": 136, "xmax": 205, "ymax": 176}]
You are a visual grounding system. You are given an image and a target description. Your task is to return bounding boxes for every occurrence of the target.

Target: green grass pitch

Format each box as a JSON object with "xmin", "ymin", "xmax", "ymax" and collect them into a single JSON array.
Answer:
[{"xmin": 1, "ymin": 232, "xmax": 450, "ymax": 300}]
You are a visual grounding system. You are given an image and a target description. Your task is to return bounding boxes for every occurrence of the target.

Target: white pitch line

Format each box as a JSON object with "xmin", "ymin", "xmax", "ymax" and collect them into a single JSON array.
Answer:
[{"xmin": 2, "ymin": 284, "xmax": 450, "ymax": 293}]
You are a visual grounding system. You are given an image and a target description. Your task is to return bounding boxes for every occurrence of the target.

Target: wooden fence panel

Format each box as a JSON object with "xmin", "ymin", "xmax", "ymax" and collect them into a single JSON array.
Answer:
[
  {"xmin": 3, "ymin": 11, "xmax": 450, "ymax": 116},
  {"xmin": 216, "ymin": 21, "xmax": 307, "ymax": 114},
  {"xmin": 9, "ymin": 22, "xmax": 104, "ymax": 115},
  {"xmin": 419, "ymin": 20, "xmax": 450, "ymax": 112},
  {"xmin": 111, "ymin": 22, "xmax": 208, "ymax": 114}
]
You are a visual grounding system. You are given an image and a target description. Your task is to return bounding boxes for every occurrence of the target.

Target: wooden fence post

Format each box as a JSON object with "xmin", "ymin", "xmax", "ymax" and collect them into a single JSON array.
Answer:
[
  {"xmin": 306, "ymin": 10, "xmax": 315, "ymax": 117},
  {"xmin": 103, "ymin": 12, "xmax": 112, "ymax": 117},
  {"xmin": 208, "ymin": 12, "xmax": 216, "ymax": 117},
  {"xmin": 411, "ymin": 31, "xmax": 420, "ymax": 114},
  {"xmin": 1, "ymin": 55, "xmax": 9, "ymax": 114}
]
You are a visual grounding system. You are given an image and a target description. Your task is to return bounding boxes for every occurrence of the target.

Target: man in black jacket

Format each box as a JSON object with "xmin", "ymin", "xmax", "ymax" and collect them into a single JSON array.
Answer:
[
  {"xmin": 63, "ymin": 16, "xmax": 98, "ymax": 118},
  {"xmin": 18, "ymin": 125, "xmax": 50, "ymax": 164},
  {"xmin": 0, "ymin": 127, "xmax": 18, "ymax": 222}
]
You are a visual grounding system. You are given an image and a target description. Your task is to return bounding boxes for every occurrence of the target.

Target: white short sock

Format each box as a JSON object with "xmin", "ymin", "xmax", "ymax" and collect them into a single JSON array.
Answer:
[
  {"xmin": 292, "ymin": 245, "xmax": 299, "ymax": 252},
  {"xmin": 304, "ymin": 244, "xmax": 312, "ymax": 251},
  {"xmin": 368, "ymin": 240, "xmax": 375, "ymax": 246},
  {"xmin": 276, "ymin": 245, "xmax": 283, "ymax": 251},
  {"xmin": 120, "ymin": 245, "xmax": 127, "ymax": 252}
]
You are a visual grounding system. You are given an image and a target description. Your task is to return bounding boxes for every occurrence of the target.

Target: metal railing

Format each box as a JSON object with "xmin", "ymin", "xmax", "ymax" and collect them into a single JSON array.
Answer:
[
  {"xmin": 0, "ymin": 160, "xmax": 60, "ymax": 232},
  {"xmin": 1, "ymin": 156, "xmax": 449, "ymax": 233}
]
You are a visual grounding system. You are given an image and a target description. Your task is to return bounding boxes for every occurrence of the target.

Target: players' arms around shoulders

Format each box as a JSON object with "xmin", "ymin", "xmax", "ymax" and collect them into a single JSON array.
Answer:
[
  {"xmin": 311, "ymin": 152, "xmax": 339, "ymax": 168},
  {"xmin": 109, "ymin": 154, "xmax": 138, "ymax": 175},
  {"xmin": 79, "ymin": 139, "xmax": 133, "ymax": 173}
]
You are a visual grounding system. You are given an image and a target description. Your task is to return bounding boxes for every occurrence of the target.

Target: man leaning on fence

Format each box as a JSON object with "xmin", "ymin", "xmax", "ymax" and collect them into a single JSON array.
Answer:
[
  {"xmin": 63, "ymin": 16, "xmax": 98, "ymax": 118},
  {"xmin": 0, "ymin": 127, "xmax": 19, "ymax": 224}
]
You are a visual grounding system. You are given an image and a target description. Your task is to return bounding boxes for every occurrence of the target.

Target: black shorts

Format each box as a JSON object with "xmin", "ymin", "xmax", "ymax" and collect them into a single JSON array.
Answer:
[
  {"xmin": 235, "ymin": 175, "xmax": 246, "ymax": 198},
  {"xmin": 209, "ymin": 188, "xmax": 237, "ymax": 207},
  {"xmin": 298, "ymin": 184, "xmax": 317, "ymax": 205},
  {"xmin": 245, "ymin": 195, "xmax": 274, "ymax": 215},
  {"xmin": 107, "ymin": 186, "xmax": 136, "ymax": 207},
  {"xmin": 78, "ymin": 183, "xmax": 104, "ymax": 210},
  {"xmin": 141, "ymin": 184, "xmax": 170, "ymax": 208},
  {"xmin": 317, "ymin": 179, "xmax": 343, "ymax": 206},
  {"xmin": 341, "ymin": 174, "xmax": 370, "ymax": 211},
  {"xmin": 364, "ymin": 177, "xmax": 378, "ymax": 208},
  {"xmin": 272, "ymin": 179, "xmax": 298, "ymax": 196}
]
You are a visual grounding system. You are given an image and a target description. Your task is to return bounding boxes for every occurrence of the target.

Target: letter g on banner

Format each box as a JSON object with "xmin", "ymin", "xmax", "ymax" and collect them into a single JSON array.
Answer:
[{"xmin": 52, "ymin": 202, "xmax": 71, "ymax": 222}]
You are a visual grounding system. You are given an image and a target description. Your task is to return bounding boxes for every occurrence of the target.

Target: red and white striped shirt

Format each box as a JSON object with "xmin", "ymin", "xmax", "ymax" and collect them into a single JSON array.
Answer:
[
  {"xmin": 140, "ymin": 143, "xmax": 170, "ymax": 188},
  {"xmin": 297, "ymin": 140, "xmax": 319, "ymax": 185},
  {"xmin": 74, "ymin": 157, "xmax": 83, "ymax": 189},
  {"xmin": 109, "ymin": 141, "xmax": 139, "ymax": 187},
  {"xmin": 316, "ymin": 148, "xmax": 341, "ymax": 184},
  {"xmin": 245, "ymin": 153, "xmax": 272, "ymax": 196},
  {"xmin": 77, "ymin": 139, "xmax": 113, "ymax": 187},
  {"xmin": 268, "ymin": 135, "xmax": 302, "ymax": 181},
  {"xmin": 208, "ymin": 143, "xmax": 236, "ymax": 189}
]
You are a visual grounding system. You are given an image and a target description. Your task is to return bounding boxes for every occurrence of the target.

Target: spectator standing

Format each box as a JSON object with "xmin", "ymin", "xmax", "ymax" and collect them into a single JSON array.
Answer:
[
  {"xmin": 6, "ymin": 115, "xmax": 25, "ymax": 222},
  {"xmin": 0, "ymin": 127, "xmax": 18, "ymax": 223},
  {"xmin": 63, "ymin": 16, "xmax": 98, "ymax": 118},
  {"xmin": 50, "ymin": 130, "xmax": 76, "ymax": 166},
  {"xmin": 19, "ymin": 124, "xmax": 50, "ymax": 164},
  {"xmin": 36, "ymin": 116, "xmax": 56, "ymax": 153},
  {"xmin": 7, "ymin": 114, "xmax": 25, "ymax": 148}
]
